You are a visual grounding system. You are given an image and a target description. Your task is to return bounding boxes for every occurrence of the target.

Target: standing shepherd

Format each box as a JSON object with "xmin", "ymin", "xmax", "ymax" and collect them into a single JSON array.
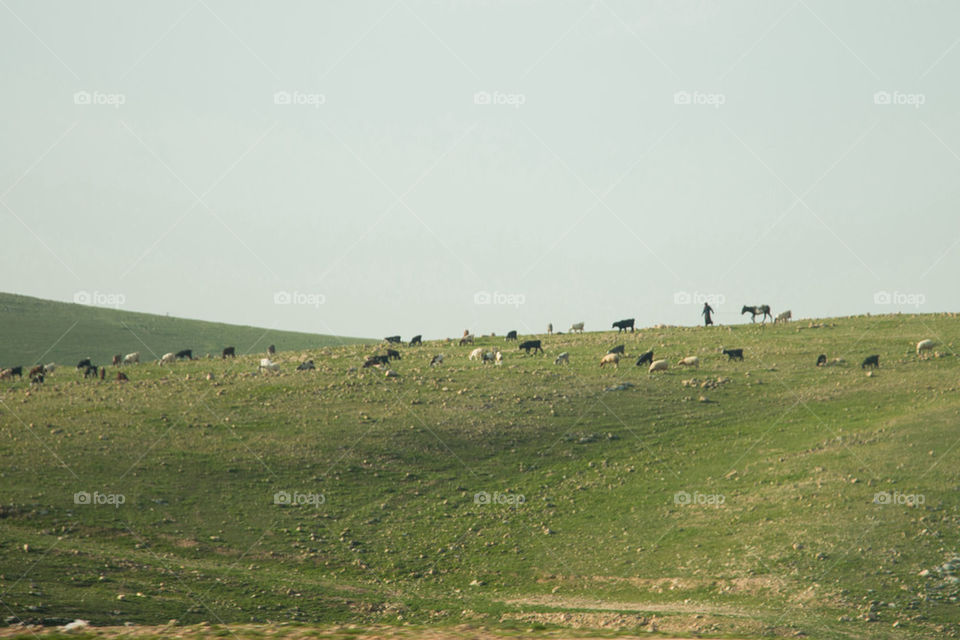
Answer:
[{"xmin": 702, "ymin": 302, "xmax": 715, "ymax": 326}]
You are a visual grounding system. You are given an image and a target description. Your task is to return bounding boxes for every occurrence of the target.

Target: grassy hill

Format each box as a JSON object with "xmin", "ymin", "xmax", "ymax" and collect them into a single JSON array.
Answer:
[
  {"xmin": 1, "ymin": 312, "xmax": 960, "ymax": 639},
  {"xmin": 0, "ymin": 293, "xmax": 371, "ymax": 366}
]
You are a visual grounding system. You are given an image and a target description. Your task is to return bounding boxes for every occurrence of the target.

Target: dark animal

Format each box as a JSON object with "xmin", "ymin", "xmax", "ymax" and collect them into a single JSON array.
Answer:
[
  {"xmin": 519, "ymin": 340, "xmax": 544, "ymax": 355},
  {"xmin": 612, "ymin": 318, "xmax": 635, "ymax": 333},
  {"xmin": 430, "ymin": 354, "xmax": 444, "ymax": 366},
  {"xmin": 83, "ymin": 365, "xmax": 98, "ymax": 379},
  {"xmin": 222, "ymin": 347, "xmax": 236, "ymax": 359},
  {"xmin": 76, "ymin": 358, "xmax": 92, "ymax": 370},
  {"xmin": 741, "ymin": 305, "xmax": 773, "ymax": 324},
  {"xmin": 608, "ymin": 345, "xmax": 625, "ymax": 355},
  {"xmin": 386, "ymin": 349, "xmax": 401, "ymax": 361},
  {"xmin": 505, "ymin": 330, "xmax": 518, "ymax": 341},
  {"xmin": 384, "ymin": 336, "xmax": 402, "ymax": 344},
  {"xmin": 7, "ymin": 366, "xmax": 23, "ymax": 380},
  {"xmin": 116, "ymin": 372, "xmax": 129, "ymax": 382},
  {"xmin": 29, "ymin": 365, "xmax": 44, "ymax": 378},
  {"xmin": 30, "ymin": 373, "xmax": 44, "ymax": 385},
  {"xmin": 723, "ymin": 348, "xmax": 744, "ymax": 361},
  {"xmin": 296, "ymin": 360, "xmax": 315, "ymax": 371},
  {"xmin": 635, "ymin": 350, "xmax": 654, "ymax": 366},
  {"xmin": 267, "ymin": 345, "xmax": 276, "ymax": 355},
  {"xmin": 176, "ymin": 349, "xmax": 193, "ymax": 360},
  {"xmin": 99, "ymin": 367, "xmax": 105, "ymax": 380},
  {"xmin": 816, "ymin": 354, "xmax": 827, "ymax": 367},
  {"xmin": 861, "ymin": 355, "xmax": 880, "ymax": 369},
  {"xmin": 363, "ymin": 355, "xmax": 390, "ymax": 368},
  {"xmin": 409, "ymin": 335, "xmax": 422, "ymax": 346},
  {"xmin": 112, "ymin": 354, "xmax": 122, "ymax": 366}
]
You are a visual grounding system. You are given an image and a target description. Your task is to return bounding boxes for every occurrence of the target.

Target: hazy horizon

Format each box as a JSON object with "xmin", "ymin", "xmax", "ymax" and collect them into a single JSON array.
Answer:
[{"xmin": 3, "ymin": 1, "xmax": 959, "ymax": 341}]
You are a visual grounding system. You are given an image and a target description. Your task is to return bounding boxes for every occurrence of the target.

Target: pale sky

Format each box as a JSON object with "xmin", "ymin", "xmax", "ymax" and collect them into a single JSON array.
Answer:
[{"xmin": 2, "ymin": 1, "xmax": 958, "ymax": 340}]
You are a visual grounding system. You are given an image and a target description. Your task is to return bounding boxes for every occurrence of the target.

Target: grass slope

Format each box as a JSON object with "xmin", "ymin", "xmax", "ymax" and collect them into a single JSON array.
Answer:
[
  {"xmin": 0, "ymin": 293, "xmax": 371, "ymax": 367},
  {"xmin": 1, "ymin": 313, "xmax": 960, "ymax": 639}
]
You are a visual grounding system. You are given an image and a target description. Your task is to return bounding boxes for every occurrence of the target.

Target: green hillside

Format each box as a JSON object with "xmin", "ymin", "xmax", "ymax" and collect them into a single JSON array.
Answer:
[
  {"xmin": 0, "ymin": 293, "xmax": 371, "ymax": 366},
  {"xmin": 1, "ymin": 313, "xmax": 959, "ymax": 639}
]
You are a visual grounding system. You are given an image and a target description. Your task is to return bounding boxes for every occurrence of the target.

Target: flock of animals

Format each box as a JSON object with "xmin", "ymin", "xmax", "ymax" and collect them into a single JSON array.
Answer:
[{"xmin": 0, "ymin": 314, "xmax": 941, "ymax": 385}]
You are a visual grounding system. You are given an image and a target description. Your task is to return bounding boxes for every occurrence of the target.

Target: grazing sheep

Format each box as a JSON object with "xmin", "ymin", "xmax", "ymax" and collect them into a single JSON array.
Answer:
[
  {"xmin": 0, "ymin": 368, "xmax": 14, "ymax": 380},
  {"xmin": 5, "ymin": 366, "xmax": 23, "ymax": 380},
  {"xmin": 518, "ymin": 340, "xmax": 544, "ymax": 354},
  {"xmin": 28, "ymin": 365, "xmax": 44, "ymax": 378},
  {"xmin": 635, "ymin": 350, "xmax": 654, "ymax": 366},
  {"xmin": 386, "ymin": 349, "xmax": 402, "ymax": 361},
  {"xmin": 159, "ymin": 352, "xmax": 176, "ymax": 366},
  {"xmin": 259, "ymin": 358, "xmax": 280, "ymax": 373},
  {"xmin": 430, "ymin": 354, "xmax": 444, "ymax": 366},
  {"xmin": 82, "ymin": 365, "xmax": 98, "ymax": 379},
  {"xmin": 917, "ymin": 339, "xmax": 935, "ymax": 356},
  {"xmin": 459, "ymin": 334, "xmax": 475, "ymax": 346},
  {"xmin": 222, "ymin": 346, "xmax": 236, "ymax": 359},
  {"xmin": 612, "ymin": 318, "xmax": 635, "ymax": 333},
  {"xmin": 554, "ymin": 352, "xmax": 569, "ymax": 365},
  {"xmin": 678, "ymin": 356, "xmax": 700, "ymax": 368},
  {"xmin": 570, "ymin": 322, "xmax": 584, "ymax": 333},
  {"xmin": 76, "ymin": 358, "xmax": 92, "ymax": 371},
  {"xmin": 861, "ymin": 355, "xmax": 879, "ymax": 369},
  {"xmin": 481, "ymin": 351, "xmax": 497, "ymax": 364},
  {"xmin": 495, "ymin": 350, "xmax": 503, "ymax": 365},
  {"xmin": 116, "ymin": 372, "xmax": 129, "ymax": 382},
  {"xmin": 111, "ymin": 354, "xmax": 122, "ymax": 366},
  {"xmin": 297, "ymin": 360, "xmax": 315, "ymax": 371},
  {"xmin": 775, "ymin": 310, "xmax": 792, "ymax": 323},
  {"xmin": 363, "ymin": 355, "xmax": 390, "ymax": 368},
  {"xmin": 30, "ymin": 373, "xmax": 44, "ymax": 385},
  {"xmin": 830, "ymin": 357, "xmax": 846, "ymax": 366},
  {"xmin": 409, "ymin": 335, "xmax": 423, "ymax": 346},
  {"xmin": 267, "ymin": 344, "xmax": 276, "ymax": 355},
  {"xmin": 469, "ymin": 347, "xmax": 484, "ymax": 361},
  {"xmin": 600, "ymin": 353, "xmax": 620, "ymax": 368},
  {"xmin": 608, "ymin": 345, "xmax": 625, "ymax": 355},
  {"xmin": 648, "ymin": 359, "xmax": 668, "ymax": 373},
  {"xmin": 175, "ymin": 349, "xmax": 193, "ymax": 360},
  {"xmin": 816, "ymin": 354, "xmax": 827, "ymax": 366},
  {"xmin": 505, "ymin": 330, "xmax": 518, "ymax": 341},
  {"xmin": 43, "ymin": 363, "xmax": 56, "ymax": 374},
  {"xmin": 123, "ymin": 352, "xmax": 140, "ymax": 365},
  {"xmin": 722, "ymin": 348, "xmax": 744, "ymax": 361},
  {"xmin": 384, "ymin": 335, "xmax": 402, "ymax": 344}
]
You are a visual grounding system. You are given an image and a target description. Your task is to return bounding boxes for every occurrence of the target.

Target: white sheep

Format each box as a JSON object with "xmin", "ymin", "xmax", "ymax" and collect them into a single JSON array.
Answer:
[
  {"xmin": 159, "ymin": 352, "xmax": 176, "ymax": 365},
  {"xmin": 469, "ymin": 347, "xmax": 484, "ymax": 361},
  {"xmin": 917, "ymin": 339, "xmax": 935, "ymax": 356},
  {"xmin": 259, "ymin": 358, "xmax": 280, "ymax": 373},
  {"xmin": 494, "ymin": 350, "xmax": 503, "ymax": 365},
  {"xmin": 554, "ymin": 352, "xmax": 569, "ymax": 365},
  {"xmin": 678, "ymin": 356, "xmax": 700, "ymax": 368},
  {"xmin": 600, "ymin": 353, "xmax": 620, "ymax": 368},
  {"xmin": 775, "ymin": 310, "xmax": 792, "ymax": 323},
  {"xmin": 570, "ymin": 322, "xmax": 584, "ymax": 333},
  {"xmin": 123, "ymin": 352, "xmax": 140, "ymax": 365},
  {"xmin": 648, "ymin": 359, "xmax": 668, "ymax": 373}
]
